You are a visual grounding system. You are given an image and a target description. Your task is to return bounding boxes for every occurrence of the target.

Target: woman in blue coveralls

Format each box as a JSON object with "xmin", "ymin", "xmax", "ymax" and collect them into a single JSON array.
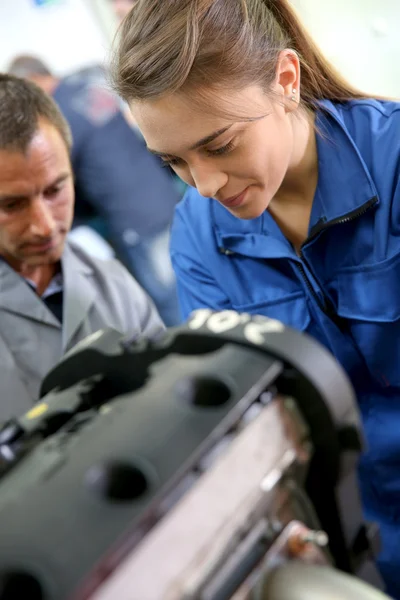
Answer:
[{"xmin": 112, "ymin": 0, "xmax": 400, "ymax": 596}]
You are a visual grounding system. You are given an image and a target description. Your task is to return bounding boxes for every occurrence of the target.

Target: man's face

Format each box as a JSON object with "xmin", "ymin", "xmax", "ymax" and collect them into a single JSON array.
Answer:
[
  {"xmin": 111, "ymin": 0, "xmax": 135, "ymax": 22},
  {"xmin": 0, "ymin": 120, "xmax": 74, "ymax": 271}
]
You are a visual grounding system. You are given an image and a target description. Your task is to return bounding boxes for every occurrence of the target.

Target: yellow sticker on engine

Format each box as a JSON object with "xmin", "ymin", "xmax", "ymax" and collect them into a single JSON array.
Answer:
[{"xmin": 26, "ymin": 402, "xmax": 49, "ymax": 420}]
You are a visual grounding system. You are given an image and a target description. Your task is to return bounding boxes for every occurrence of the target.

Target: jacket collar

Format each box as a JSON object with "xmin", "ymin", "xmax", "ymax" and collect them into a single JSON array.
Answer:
[
  {"xmin": 61, "ymin": 240, "xmax": 95, "ymax": 351},
  {"xmin": 0, "ymin": 259, "xmax": 61, "ymax": 328},
  {"xmin": 0, "ymin": 241, "xmax": 95, "ymax": 350},
  {"xmin": 212, "ymin": 100, "xmax": 379, "ymax": 258}
]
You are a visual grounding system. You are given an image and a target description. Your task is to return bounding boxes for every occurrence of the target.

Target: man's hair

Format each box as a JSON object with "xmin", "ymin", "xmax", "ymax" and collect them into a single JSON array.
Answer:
[
  {"xmin": 0, "ymin": 73, "xmax": 72, "ymax": 154},
  {"xmin": 8, "ymin": 55, "xmax": 52, "ymax": 79}
]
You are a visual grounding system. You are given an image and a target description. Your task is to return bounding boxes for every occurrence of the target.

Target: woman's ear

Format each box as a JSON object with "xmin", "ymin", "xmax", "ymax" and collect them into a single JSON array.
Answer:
[{"xmin": 275, "ymin": 49, "xmax": 301, "ymax": 111}]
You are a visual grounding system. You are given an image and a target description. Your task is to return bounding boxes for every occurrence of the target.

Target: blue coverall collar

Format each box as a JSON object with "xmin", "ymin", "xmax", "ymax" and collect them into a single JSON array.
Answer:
[{"xmin": 212, "ymin": 100, "xmax": 379, "ymax": 259}]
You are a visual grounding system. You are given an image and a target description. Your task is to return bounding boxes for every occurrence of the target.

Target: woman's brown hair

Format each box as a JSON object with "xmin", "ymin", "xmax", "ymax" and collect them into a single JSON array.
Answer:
[{"xmin": 111, "ymin": 0, "xmax": 369, "ymax": 112}]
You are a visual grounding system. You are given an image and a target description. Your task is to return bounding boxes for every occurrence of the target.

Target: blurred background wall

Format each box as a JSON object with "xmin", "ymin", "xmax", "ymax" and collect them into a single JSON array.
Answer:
[
  {"xmin": 290, "ymin": 0, "xmax": 398, "ymax": 97},
  {"xmin": 0, "ymin": 0, "xmax": 113, "ymax": 76},
  {"xmin": 0, "ymin": 0, "xmax": 397, "ymax": 97}
]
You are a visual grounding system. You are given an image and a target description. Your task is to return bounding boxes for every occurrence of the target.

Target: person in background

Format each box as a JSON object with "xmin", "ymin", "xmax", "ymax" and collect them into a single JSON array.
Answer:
[
  {"xmin": 112, "ymin": 0, "xmax": 400, "ymax": 596},
  {"xmin": 109, "ymin": 0, "xmax": 135, "ymax": 23},
  {"xmin": 8, "ymin": 55, "xmax": 182, "ymax": 327},
  {"xmin": 0, "ymin": 74, "xmax": 164, "ymax": 421},
  {"xmin": 108, "ymin": 0, "xmax": 188, "ymax": 194}
]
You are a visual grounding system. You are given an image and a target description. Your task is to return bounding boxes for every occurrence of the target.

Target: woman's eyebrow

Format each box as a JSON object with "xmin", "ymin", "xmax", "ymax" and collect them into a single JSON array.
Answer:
[
  {"xmin": 147, "ymin": 126, "xmax": 232, "ymax": 157},
  {"xmin": 189, "ymin": 125, "xmax": 232, "ymax": 150}
]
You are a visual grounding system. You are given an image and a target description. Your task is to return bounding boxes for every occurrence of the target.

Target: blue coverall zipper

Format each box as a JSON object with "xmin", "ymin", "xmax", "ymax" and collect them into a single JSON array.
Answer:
[{"xmin": 297, "ymin": 196, "xmax": 378, "ymax": 320}]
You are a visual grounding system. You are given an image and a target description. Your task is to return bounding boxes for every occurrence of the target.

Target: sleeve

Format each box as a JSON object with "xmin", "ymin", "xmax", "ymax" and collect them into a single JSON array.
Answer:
[
  {"xmin": 170, "ymin": 201, "xmax": 232, "ymax": 321},
  {"xmin": 115, "ymin": 261, "xmax": 166, "ymax": 342}
]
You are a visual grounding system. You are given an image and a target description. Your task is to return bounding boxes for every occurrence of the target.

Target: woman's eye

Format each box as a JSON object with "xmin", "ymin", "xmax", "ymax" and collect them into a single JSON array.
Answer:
[
  {"xmin": 161, "ymin": 157, "xmax": 183, "ymax": 167},
  {"xmin": 206, "ymin": 140, "xmax": 235, "ymax": 157},
  {"xmin": 160, "ymin": 139, "xmax": 236, "ymax": 168}
]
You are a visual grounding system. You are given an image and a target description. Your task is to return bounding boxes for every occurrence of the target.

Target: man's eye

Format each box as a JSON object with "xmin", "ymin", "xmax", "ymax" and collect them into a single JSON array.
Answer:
[
  {"xmin": 3, "ymin": 200, "xmax": 21, "ymax": 211},
  {"xmin": 45, "ymin": 185, "xmax": 62, "ymax": 197}
]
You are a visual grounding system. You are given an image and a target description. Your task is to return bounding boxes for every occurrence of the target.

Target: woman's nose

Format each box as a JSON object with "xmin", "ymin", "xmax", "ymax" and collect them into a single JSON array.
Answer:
[{"xmin": 190, "ymin": 162, "xmax": 228, "ymax": 199}]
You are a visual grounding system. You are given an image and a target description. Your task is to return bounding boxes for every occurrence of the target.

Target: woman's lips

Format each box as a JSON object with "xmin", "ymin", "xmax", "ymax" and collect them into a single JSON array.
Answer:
[{"xmin": 219, "ymin": 187, "xmax": 249, "ymax": 208}]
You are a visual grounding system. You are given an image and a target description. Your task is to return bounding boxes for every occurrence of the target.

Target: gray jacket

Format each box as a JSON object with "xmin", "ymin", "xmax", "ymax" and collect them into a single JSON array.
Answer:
[{"xmin": 0, "ymin": 240, "xmax": 165, "ymax": 421}]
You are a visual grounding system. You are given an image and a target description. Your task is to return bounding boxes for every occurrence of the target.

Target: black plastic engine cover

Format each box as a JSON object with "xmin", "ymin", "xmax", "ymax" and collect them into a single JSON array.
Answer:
[{"xmin": 0, "ymin": 310, "xmax": 376, "ymax": 599}]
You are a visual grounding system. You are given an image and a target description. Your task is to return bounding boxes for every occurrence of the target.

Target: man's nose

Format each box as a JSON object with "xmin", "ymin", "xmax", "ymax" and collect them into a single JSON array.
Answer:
[
  {"xmin": 190, "ymin": 162, "xmax": 228, "ymax": 199},
  {"xmin": 29, "ymin": 197, "xmax": 56, "ymax": 238}
]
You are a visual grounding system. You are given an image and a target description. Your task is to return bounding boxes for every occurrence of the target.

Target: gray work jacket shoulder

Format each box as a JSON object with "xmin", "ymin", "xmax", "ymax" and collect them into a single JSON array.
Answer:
[{"xmin": 0, "ymin": 240, "xmax": 165, "ymax": 421}]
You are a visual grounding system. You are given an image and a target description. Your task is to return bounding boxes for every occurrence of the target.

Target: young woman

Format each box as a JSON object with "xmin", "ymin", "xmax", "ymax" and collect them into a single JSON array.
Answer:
[{"xmin": 112, "ymin": 1, "xmax": 400, "ymax": 596}]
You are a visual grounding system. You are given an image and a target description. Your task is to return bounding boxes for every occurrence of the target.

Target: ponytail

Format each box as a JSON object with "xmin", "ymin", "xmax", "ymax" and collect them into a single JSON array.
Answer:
[
  {"xmin": 263, "ymin": 0, "xmax": 368, "ymax": 106},
  {"xmin": 112, "ymin": 0, "xmax": 370, "ymax": 108}
]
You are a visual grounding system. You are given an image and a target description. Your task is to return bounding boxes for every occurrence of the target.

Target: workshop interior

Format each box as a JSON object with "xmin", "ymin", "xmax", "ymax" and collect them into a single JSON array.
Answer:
[{"xmin": 0, "ymin": 1, "xmax": 399, "ymax": 599}]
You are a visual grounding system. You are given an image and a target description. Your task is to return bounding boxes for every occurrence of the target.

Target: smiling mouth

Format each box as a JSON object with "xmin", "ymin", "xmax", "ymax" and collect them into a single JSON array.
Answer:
[{"xmin": 219, "ymin": 187, "xmax": 249, "ymax": 208}]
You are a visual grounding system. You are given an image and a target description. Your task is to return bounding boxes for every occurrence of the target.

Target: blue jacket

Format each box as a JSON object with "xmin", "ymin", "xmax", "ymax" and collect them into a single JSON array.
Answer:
[{"xmin": 170, "ymin": 99, "xmax": 400, "ymax": 597}]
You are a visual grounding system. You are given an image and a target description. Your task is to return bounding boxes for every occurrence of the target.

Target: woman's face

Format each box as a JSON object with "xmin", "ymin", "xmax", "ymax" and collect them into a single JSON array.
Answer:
[{"xmin": 131, "ymin": 84, "xmax": 299, "ymax": 220}]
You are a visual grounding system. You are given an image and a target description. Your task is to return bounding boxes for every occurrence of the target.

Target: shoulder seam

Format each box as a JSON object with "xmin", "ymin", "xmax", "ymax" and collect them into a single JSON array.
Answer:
[{"xmin": 340, "ymin": 100, "xmax": 400, "ymax": 119}]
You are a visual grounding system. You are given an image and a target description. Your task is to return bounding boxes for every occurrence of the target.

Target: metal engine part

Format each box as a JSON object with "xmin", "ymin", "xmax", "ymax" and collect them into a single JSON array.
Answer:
[{"xmin": 0, "ymin": 310, "xmax": 388, "ymax": 600}]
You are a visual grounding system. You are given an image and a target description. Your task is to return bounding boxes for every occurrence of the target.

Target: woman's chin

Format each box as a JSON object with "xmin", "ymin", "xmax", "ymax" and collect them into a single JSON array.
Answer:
[{"xmin": 229, "ymin": 200, "xmax": 269, "ymax": 220}]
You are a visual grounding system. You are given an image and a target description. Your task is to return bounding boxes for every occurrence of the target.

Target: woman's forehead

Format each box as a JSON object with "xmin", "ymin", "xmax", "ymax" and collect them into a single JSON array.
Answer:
[
  {"xmin": 129, "ymin": 86, "xmax": 269, "ymax": 152},
  {"xmin": 130, "ymin": 95, "xmax": 229, "ymax": 153}
]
